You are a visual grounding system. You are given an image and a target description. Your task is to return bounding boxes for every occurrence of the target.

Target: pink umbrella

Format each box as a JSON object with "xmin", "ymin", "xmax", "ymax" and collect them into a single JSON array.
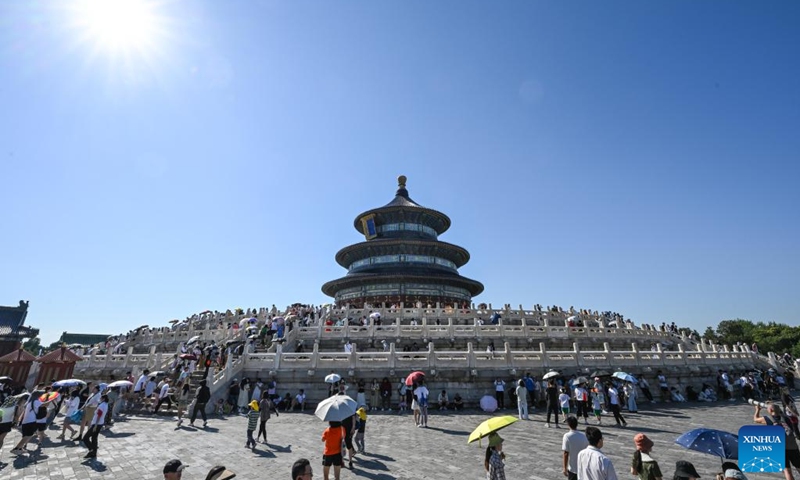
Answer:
[{"xmin": 405, "ymin": 371, "xmax": 425, "ymax": 386}]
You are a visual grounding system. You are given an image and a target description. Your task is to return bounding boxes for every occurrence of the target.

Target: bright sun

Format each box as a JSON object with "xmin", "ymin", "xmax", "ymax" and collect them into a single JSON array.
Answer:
[{"xmin": 73, "ymin": 0, "xmax": 163, "ymax": 55}]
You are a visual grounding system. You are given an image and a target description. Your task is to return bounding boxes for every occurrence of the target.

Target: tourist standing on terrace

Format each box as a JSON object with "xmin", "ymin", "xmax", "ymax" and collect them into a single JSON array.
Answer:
[
  {"xmin": 515, "ymin": 380, "xmax": 529, "ymax": 420},
  {"xmin": 494, "ymin": 378, "xmax": 506, "ymax": 409},
  {"xmin": 380, "ymin": 378, "xmax": 392, "ymax": 410}
]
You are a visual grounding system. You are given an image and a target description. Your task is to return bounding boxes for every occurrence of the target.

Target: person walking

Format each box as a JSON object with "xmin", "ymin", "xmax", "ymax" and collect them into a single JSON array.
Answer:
[
  {"xmin": 78, "ymin": 385, "xmax": 101, "ymax": 439},
  {"xmin": 322, "ymin": 421, "xmax": 345, "ymax": 480},
  {"xmin": 516, "ymin": 380, "xmax": 529, "ymax": 420},
  {"xmin": 175, "ymin": 381, "xmax": 191, "ymax": 427},
  {"xmin": 82, "ymin": 394, "xmax": 109, "ymax": 459},
  {"xmin": 354, "ymin": 406, "xmax": 367, "ymax": 454},
  {"xmin": 574, "ymin": 382, "xmax": 590, "ymax": 425},
  {"xmin": 591, "ymin": 387, "xmax": 605, "ymax": 425},
  {"xmin": 494, "ymin": 378, "xmax": 506, "ymax": 409},
  {"xmin": 57, "ymin": 390, "xmax": 81, "ymax": 440},
  {"xmin": 546, "ymin": 380, "xmax": 561, "ymax": 428},
  {"xmin": 257, "ymin": 392, "xmax": 278, "ymax": 444},
  {"xmin": 190, "ymin": 379, "xmax": 211, "ymax": 428},
  {"xmin": 245, "ymin": 400, "xmax": 259, "ymax": 450},
  {"xmin": 154, "ymin": 377, "xmax": 172, "ymax": 414},
  {"xmin": 10, "ymin": 391, "xmax": 51, "ymax": 456},
  {"xmin": 485, "ymin": 433, "xmax": 506, "ymax": 480},
  {"xmin": 630, "ymin": 433, "xmax": 663, "ymax": 480},
  {"xmin": 562, "ymin": 416, "xmax": 589, "ymax": 480},
  {"xmin": 577, "ymin": 426, "xmax": 618, "ymax": 480},
  {"xmin": 607, "ymin": 383, "xmax": 627, "ymax": 428}
]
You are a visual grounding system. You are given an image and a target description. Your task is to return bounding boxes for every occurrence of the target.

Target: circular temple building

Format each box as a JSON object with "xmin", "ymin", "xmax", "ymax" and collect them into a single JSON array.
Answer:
[{"xmin": 322, "ymin": 176, "xmax": 484, "ymax": 307}]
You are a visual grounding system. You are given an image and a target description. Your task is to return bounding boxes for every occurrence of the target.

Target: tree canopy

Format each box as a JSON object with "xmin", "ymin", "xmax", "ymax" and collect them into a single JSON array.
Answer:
[{"xmin": 708, "ymin": 319, "xmax": 800, "ymax": 357}]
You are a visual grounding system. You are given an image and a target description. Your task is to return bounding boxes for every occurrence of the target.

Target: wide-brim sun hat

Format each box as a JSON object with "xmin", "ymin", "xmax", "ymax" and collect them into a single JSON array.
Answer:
[{"xmin": 488, "ymin": 433, "xmax": 504, "ymax": 447}]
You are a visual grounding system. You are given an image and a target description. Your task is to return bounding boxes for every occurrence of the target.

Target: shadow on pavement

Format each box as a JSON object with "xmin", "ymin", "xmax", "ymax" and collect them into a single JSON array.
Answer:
[
  {"xmin": 424, "ymin": 426, "xmax": 469, "ymax": 436},
  {"xmin": 266, "ymin": 443, "xmax": 292, "ymax": 453},
  {"xmin": 81, "ymin": 459, "xmax": 108, "ymax": 472},
  {"xmin": 362, "ymin": 452, "xmax": 394, "ymax": 462}
]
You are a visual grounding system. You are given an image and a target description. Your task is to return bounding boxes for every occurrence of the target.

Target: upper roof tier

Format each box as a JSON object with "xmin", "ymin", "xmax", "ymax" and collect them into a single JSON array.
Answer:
[{"xmin": 353, "ymin": 175, "xmax": 452, "ymax": 236}]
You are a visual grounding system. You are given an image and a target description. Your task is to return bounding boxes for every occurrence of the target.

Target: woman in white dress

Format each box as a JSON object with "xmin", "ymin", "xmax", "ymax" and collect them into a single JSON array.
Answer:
[
  {"xmin": 237, "ymin": 380, "xmax": 251, "ymax": 414},
  {"xmin": 252, "ymin": 381, "xmax": 263, "ymax": 405}
]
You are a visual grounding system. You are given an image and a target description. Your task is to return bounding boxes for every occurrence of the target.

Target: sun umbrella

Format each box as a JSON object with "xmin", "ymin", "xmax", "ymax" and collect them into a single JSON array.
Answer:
[
  {"xmin": 187, "ymin": 336, "xmax": 200, "ymax": 345},
  {"xmin": 246, "ymin": 325, "xmax": 258, "ymax": 331},
  {"xmin": 169, "ymin": 319, "xmax": 180, "ymax": 324},
  {"xmin": 39, "ymin": 392, "xmax": 60, "ymax": 402},
  {"xmin": 0, "ymin": 376, "xmax": 14, "ymax": 383},
  {"xmin": 590, "ymin": 370, "xmax": 612, "ymax": 378},
  {"xmin": 405, "ymin": 371, "xmax": 425, "ymax": 386},
  {"xmin": 468, "ymin": 415, "xmax": 520, "ymax": 444},
  {"xmin": 274, "ymin": 316, "xmax": 285, "ymax": 325},
  {"xmin": 52, "ymin": 379, "xmax": 85, "ymax": 388},
  {"xmin": 315, "ymin": 395, "xmax": 357, "ymax": 422},
  {"xmin": 325, "ymin": 373, "xmax": 342, "ymax": 384},
  {"xmin": 480, "ymin": 395, "xmax": 498, "ymax": 412},
  {"xmin": 612, "ymin": 372, "xmax": 638, "ymax": 383},
  {"xmin": 369, "ymin": 312, "xmax": 381, "ymax": 319},
  {"xmin": 575, "ymin": 376, "xmax": 589, "ymax": 385},
  {"xmin": 675, "ymin": 428, "xmax": 738, "ymax": 460},
  {"xmin": 98, "ymin": 383, "xmax": 108, "ymax": 391},
  {"xmin": 248, "ymin": 318, "xmax": 258, "ymax": 324},
  {"xmin": 543, "ymin": 371, "xmax": 559, "ymax": 380},
  {"xmin": 107, "ymin": 380, "xmax": 134, "ymax": 389},
  {"xmin": 247, "ymin": 334, "xmax": 259, "ymax": 339},
  {"xmin": 180, "ymin": 354, "xmax": 197, "ymax": 360},
  {"xmin": 149, "ymin": 371, "xmax": 167, "ymax": 377}
]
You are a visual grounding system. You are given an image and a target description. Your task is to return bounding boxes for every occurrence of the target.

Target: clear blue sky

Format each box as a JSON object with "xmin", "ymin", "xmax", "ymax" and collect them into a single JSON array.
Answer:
[{"xmin": 1, "ymin": 1, "xmax": 798, "ymax": 344}]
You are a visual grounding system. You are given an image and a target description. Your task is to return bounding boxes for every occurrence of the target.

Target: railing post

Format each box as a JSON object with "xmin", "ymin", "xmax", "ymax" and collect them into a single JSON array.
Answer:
[
  {"xmin": 147, "ymin": 345, "xmax": 156, "ymax": 369},
  {"xmin": 389, "ymin": 342, "xmax": 396, "ymax": 369},
  {"xmin": 540, "ymin": 342, "xmax": 548, "ymax": 369},
  {"xmin": 505, "ymin": 342, "xmax": 512, "ymax": 369},
  {"xmin": 311, "ymin": 342, "xmax": 319, "ymax": 369},
  {"xmin": 428, "ymin": 341, "xmax": 435, "ymax": 369},
  {"xmin": 574, "ymin": 342, "xmax": 582, "ymax": 367},
  {"xmin": 275, "ymin": 343, "xmax": 282, "ymax": 370},
  {"xmin": 467, "ymin": 342, "xmax": 475, "ymax": 369}
]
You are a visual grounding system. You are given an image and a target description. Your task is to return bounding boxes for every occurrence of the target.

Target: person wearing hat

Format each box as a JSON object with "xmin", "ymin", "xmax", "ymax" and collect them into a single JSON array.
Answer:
[
  {"xmin": 631, "ymin": 433, "xmax": 662, "ymax": 480},
  {"xmin": 205, "ymin": 465, "xmax": 236, "ymax": 480},
  {"xmin": 723, "ymin": 469, "xmax": 747, "ymax": 480},
  {"xmin": 673, "ymin": 460, "xmax": 701, "ymax": 480},
  {"xmin": 163, "ymin": 459, "xmax": 186, "ymax": 479},
  {"xmin": 245, "ymin": 399, "xmax": 260, "ymax": 450},
  {"xmin": 355, "ymin": 406, "xmax": 368, "ymax": 454},
  {"xmin": 484, "ymin": 433, "xmax": 506, "ymax": 480}
]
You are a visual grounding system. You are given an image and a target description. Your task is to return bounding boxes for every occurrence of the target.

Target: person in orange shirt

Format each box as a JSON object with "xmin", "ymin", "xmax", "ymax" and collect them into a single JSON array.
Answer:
[{"xmin": 321, "ymin": 421, "xmax": 345, "ymax": 480}]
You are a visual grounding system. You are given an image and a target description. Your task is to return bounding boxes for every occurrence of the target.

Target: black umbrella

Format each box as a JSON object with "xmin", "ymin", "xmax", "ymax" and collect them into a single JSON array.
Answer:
[{"xmin": 590, "ymin": 370, "xmax": 612, "ymax": 378}]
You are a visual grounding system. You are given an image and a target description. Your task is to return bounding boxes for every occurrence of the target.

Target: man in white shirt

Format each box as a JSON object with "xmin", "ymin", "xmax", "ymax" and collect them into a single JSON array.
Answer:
[
  {"xmin": 10, "ymin": 391, "xmax": 50, "ymax": 455},
  {"xmin": 292, "ymin": 390, "xmax": 307, "ymax": 411},
  {"xmin": 154, "ymin": 378, "xmax": 172, "ymax": 414},
  {"xmin": 577, "ymin": 427, "xmax": 618, "ymax": 480},
  {"xmin": 562, "ymin": 416, "xmax": 589, "ymax": 480},
  {"xmin": 134, "ymin": 369, "xmax": 150, "ymax": 400},
  {"xmin": 344, "ymin": 341, "xmax": 353, "ymax": 354},
  {"xmin": 82, "ymin": 394, "xmax": 109, "ymax": 459},
  {"xmin": 606, "ymin": 384, "xmax": 627, "ymax": 428}
]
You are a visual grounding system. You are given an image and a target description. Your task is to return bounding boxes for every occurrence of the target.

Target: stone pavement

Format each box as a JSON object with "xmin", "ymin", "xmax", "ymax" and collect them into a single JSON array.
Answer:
[{"xmin": 0, "ymin": 401, "xmax": 784, "ymax": 479}]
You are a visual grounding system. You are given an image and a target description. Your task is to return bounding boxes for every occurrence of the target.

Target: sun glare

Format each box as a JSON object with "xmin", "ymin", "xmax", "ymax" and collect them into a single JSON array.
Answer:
[{"xmin": 74, "ymin": 0, "xmax": 162, "ymax": 54}]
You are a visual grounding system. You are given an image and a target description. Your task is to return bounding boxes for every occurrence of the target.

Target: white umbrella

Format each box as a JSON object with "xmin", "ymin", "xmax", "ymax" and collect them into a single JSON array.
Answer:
[
  {"xmin": 480, "ymin": 395, "xmax": 498, "ymax": 413},
  {"xmin": 52, "ymin": 379, "xmax": 85, "ymax": 388},
  {"xmin": 248, "ymin": 334, "xmax": 258, "ymax": 339},
  {"xmin": 187, "ymin": 336, "xmax": 200, "ymax": 345},
  {"xmin": 543, "ymin": 371, "xmax": 560, "ymax": 380},
  {"xmin": 107, "ymin": 380, "xmax": 134, "ymax": 389},
  {"xmin": 325, "ymin": 373, "xmax": 342, "ymax": 384},
  {"xmin": 274, "ymin": 316, "xmax": 285, "ymax": 325},
  {"xmin": 246, "ymin": 325, "xmax": 258, "ymax": 332},
  {"xmin": 315, "ymin": 395, "xmax": 357, "ymax": 422},
  {"xmin": 369, "ymin": 312, "xmax": 381, "ymax": 319}
]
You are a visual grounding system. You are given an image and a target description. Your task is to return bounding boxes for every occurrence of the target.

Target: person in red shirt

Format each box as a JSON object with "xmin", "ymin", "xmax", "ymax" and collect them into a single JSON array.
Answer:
[{"xmin": 321, "ymin": 421, "xmax": 345, "ymax": 480}]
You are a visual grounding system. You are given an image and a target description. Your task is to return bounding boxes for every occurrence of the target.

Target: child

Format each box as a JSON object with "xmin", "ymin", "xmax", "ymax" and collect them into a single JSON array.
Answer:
[
  {"xmin": 398, "ymin": 397, "xmax": 407, "ymax": 412},
  {"xmin": 558, "ymin": 388, "xmax": 571, "ymax": 416},
  {"xmin": 245, "ymin": 400, "xmax": 259, "ymax": 450},
  {"xmin": 322, "ymin": 421, "xmax": 345, "ymax": 480},
  {"xmin": 591, "ymin": 388, "xmax": 604, "ymax": 424},
  {"xmin": 355, "ymin": 407, "xmax": 367, "ymax": 454}
]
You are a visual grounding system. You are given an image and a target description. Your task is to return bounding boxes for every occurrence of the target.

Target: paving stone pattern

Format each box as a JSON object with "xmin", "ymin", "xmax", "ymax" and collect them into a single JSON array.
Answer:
[{"xmin": 0, "ymin": 402, "xmax": 783, "ymax": 479}]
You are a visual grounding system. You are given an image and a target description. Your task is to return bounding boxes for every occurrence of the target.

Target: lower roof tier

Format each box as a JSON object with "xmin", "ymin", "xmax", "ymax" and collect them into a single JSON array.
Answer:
[{"xmin": 322, "ymin": 272, "xmax": 484, "ymax": 301}]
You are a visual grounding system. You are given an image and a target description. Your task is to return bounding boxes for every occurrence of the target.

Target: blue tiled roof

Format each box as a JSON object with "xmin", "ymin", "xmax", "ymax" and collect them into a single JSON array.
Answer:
[{"xmin": 0, "ymin": 302, "xmax": 31, "ymax": 337}]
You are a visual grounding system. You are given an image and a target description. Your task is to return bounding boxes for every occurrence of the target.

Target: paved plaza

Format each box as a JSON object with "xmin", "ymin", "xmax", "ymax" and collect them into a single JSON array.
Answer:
[{"xmin": 0, "ymin": 401, "xmax": 783, "ymax": 479}]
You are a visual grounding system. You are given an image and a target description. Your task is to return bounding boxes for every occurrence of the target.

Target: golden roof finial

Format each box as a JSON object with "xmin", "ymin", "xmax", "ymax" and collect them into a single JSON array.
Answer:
[{"xmin": 398, "ymin": 175, "xmax": 407, "ymax": 188}]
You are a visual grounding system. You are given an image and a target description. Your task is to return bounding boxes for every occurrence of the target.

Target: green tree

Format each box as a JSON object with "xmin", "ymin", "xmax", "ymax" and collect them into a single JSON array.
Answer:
[
  {"xmin": 22, "ymin": 336, "xmax": 41, "ymax": 355},
  {"xmin": 702, "ymin": 326, "xmax": 718, "ymax": 342}
]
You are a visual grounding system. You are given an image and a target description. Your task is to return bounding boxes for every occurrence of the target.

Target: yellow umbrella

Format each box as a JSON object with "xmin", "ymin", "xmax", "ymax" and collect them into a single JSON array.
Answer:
[{"xmin": 468, "ymin": 415, "xmax": 519, "ymax": 444}]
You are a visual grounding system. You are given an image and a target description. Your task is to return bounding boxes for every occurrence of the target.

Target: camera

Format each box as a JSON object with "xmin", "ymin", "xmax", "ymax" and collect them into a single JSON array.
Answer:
[{"xmin": 748, "ymin": 398, "xmax": 768, "ymax": 408}]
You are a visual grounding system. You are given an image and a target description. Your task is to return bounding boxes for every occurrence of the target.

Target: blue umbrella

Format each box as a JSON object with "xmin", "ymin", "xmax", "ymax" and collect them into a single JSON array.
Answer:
[
  {"xmin": 612, "ymin": 371, "xmax": 637, "ymax": 383},
  {"xmin": 675, "ymin": 428, "xmax": 738, "ymax": 460}
]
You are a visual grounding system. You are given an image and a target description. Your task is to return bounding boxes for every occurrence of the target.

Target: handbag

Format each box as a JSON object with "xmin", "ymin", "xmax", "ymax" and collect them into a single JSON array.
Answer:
[{"xmin": 69, "ymin": 410, "xmax": 84, "ymax": 423}]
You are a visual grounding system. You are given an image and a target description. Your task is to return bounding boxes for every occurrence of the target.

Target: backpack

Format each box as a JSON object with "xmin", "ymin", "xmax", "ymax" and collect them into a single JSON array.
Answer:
[
  {"xmin": 31, "ymin": 401, "xmax": 47, "ymax": 420},
  {"xmin": 418, "ymin": 391, "xmax": 428, "ymax": 406}
]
